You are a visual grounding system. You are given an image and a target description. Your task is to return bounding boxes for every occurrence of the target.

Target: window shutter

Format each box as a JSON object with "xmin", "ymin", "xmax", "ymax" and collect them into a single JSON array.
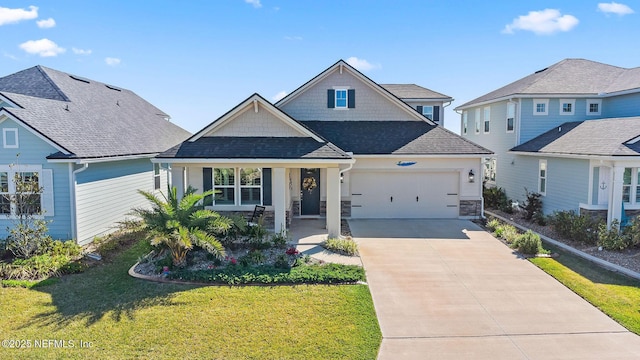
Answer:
[
  {"xmin": 262, "ymin": 168, "xmax": 272, "ymax": 206},
  {"xmin": 203, "ymin": 168, "xmax": 212, "ymax": 206},
  {"xmin": 417, "ymin": 105, "xmax": 423, "ymax": 114},
  {"xmin": 433, "ymin": 106, "xmax": 440, "ymax": 122},
  {"xmin": 327, "ymin": 89, "xmax": 335, "ymax": 108},
  {"xmin": 41, "ymin": 169, "xmax": 54, "ymax": 216},
  {"xmin": 347, "ymin": 89, "xmax": 355, "ymax": 108}
]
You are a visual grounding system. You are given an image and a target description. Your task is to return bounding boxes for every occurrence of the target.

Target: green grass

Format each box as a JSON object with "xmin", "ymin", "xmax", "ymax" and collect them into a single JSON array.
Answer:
[
  {"xmin": 530, "ymin": 244, "xmax": 640, "ymax": 335},
  {"xmin": 0, "ymin": 240, "xmax": 381, "ymax": 359}
]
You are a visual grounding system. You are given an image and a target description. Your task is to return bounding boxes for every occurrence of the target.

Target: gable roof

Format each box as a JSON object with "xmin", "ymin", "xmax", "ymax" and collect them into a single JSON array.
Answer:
[
  {"xmin": 304, "ymin": 121, "xmax": 492, "ymax": 155},
  {"xmin": 456, "ymin": 59, "xmax": 640, "ymax": 109},
  {"xmin": 380, "ymin": 84, "xmax": 452, "ymax": 101},
  {"xmin": 511, "ymin": 117, "xmax": 640, "ymax": 157},
  {"xmin": 0, "ymin": 66, "xmax": 190, "ymax": 160},
  {"xmin": 157, "ymin": 137, "xmax": 351, "ymax": 160},
  {"xmin": 189, "ymin": 93, "xmax": 323, "ymax": 142},
  {"xmin": 275, "ymin": 60, "xmax": 432, "ymax": 124}
]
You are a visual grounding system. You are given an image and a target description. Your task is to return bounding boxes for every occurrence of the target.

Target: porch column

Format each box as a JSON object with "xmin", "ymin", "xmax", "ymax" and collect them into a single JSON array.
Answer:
[
  {"xmin": 608, "ymin": 165, "xmax": 624, "ymax": 228},
  {"xmin": 326, "ymin": 167, "xmax": 341, "ymax": 238},
  {"xmin": 273, "ymin": 167, "xmax": 287, "ymax": 234},
  {"xmin": 172, "ymin": 166, "xmax": 185, "ymax": 198}
]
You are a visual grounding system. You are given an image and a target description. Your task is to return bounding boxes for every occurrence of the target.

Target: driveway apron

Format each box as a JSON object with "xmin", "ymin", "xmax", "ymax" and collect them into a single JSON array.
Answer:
[{"xmin": 350, "ymin": 219, "xmax": 640, "ymax": 360}]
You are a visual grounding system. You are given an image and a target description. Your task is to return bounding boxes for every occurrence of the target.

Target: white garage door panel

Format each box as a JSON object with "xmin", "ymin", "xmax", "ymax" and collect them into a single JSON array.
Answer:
[{"xmin": 351, "ymin": 172, "xmax": 459, "ymax": 218}]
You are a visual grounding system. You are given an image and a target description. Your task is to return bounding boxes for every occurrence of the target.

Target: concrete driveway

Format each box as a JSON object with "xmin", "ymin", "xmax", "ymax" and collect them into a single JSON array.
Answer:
[{"xmin": 349, "ymin": 219, "xmax": 640, "ymax": 360}]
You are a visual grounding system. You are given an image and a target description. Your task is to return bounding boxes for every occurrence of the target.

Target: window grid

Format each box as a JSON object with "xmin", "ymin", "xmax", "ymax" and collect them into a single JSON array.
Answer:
[
  {"xmin": 506, "ymin": 103, "xmax": 515, "ymax": 132},
  {"xmin": 483, "ymin": 107, "xmax": 490, "ymax": 133},
  {"xmin": 335, "ymin": 90, "xmax": 347, "ymax": 108},
  {"xmin": 539, "ymin": 160, "xmax": 547, "ymax": 195},
  {"xmin": 462, "ymin": 111, "xmax": 468, "ymax": 135}
]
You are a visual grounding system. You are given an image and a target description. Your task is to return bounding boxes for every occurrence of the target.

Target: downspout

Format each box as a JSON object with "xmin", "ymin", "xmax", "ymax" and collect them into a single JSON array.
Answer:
[
  {"xmin": 339, "ymin": 154, "xmax": 355, "ymax": 225},
  {"xmin": 70, "ymin": 163, "xmax": 88, "ymax": 241}
]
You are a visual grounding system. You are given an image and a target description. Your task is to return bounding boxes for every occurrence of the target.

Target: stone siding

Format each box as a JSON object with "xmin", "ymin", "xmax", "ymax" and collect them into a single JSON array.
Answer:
[{"xmin": 459, "ymin": 200, "xmax": 482, "ymax": 217}]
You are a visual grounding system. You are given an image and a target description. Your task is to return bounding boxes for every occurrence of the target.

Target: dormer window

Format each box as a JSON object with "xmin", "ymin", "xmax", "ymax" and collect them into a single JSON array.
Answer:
[
  {"xmin": 327, "ymin": 88, "xmax": 355, "ymax": 109},
  {"xmin": 3, "ymin": 128, "xmax": 18, "ymax": 148}
]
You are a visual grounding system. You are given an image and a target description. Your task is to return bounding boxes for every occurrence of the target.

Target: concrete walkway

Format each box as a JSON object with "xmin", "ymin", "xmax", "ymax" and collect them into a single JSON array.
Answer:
[
  {"xmin": 350, "ymin": 219, "xmax": 640, "ymax": 360},
  {"xmin": 288, "ymin": 218, "xmax": 362, "ymax": 266}
]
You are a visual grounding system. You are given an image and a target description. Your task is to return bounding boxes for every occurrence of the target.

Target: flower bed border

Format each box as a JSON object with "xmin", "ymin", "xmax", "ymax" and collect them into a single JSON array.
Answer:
[{"xmin": 486, "ymin": 210, "xmax": 640, "ymax": 281}]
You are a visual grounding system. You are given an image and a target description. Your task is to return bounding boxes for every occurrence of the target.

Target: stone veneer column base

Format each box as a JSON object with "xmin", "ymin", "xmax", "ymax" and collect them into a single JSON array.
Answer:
[{"xmin": 459, "ymin": 200, "xmax": 482, "ymax": 217}]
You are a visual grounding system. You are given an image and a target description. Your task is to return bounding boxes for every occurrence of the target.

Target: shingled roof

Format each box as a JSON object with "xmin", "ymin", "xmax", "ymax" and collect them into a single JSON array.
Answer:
[
  {"xmin": 157, "ymin": 137, "xmax": 351, "ymax": 160},
  {"xmin": 303, "ymin": 121, "xmax": 492, "ymax": 155},
  {"xmin": 511, "ymin": 117, "xmax": 640, "ymax": 156},
  {"xmin": 380, "ymin": 84, "xmax": 452, "ymax": 100},
  {"xmin": 456, "ymin": 59, "xmax": 640, "ymax": 109},
  {"xmin": 0, "ymin": 66, "xmax": 190, "ymax": 159}
]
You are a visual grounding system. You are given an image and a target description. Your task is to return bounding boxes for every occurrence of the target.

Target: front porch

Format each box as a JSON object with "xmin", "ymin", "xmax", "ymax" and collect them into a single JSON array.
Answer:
[
  {"xmin": 582, "ymin": 163, "xmax": 640, "ymax": 227},
  {"xmin": 170, "ymin": 164, "xmax": 349, "ymax": 238}
]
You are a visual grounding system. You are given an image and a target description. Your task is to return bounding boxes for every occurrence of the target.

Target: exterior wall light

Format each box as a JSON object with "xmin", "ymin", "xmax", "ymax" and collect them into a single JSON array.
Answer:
[{"xmin": 468, "ymin": 169, "xmax": 475, "ymax": 183}]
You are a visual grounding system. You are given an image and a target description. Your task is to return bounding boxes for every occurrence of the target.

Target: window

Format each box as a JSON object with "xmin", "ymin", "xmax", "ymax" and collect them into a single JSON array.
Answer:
[
  {"xmin": 533, "ymin": 99, "xmax": 548, "ymax": 115},
  {"xmin": 506, "ymin": 102, "xmax": 515, "ymax": 132},
  {"xmin": 240, "ymin": 168, "xmax": 261, "ymax": 205},
  {"xmin": 483, "ymin": 106, "xmax": 490, "ymax": 133},
  {"xmin": 153, "ymin": 163, "xmax": 161, "ymax": 190},
  {"xmin": 213, "ymin": 168, "xmax": 235, "ymax": 205},
  {"xmin": 475, "ymin": 108, "xmax": 480, "ymax": 134},
  {"xmin": 484, "ymin": 157, "xmax": 496, "ymax": 183},
  {"xmin": 559, "ymin": 99, "xmax": 575, "ymax": 115},
  {"xmin": 462, "ymin": 111, "xmax": 468, "ymax": 135},
  {"xmin": 587, "ymin": 99, "xmax": 602, "ymax": 116},
  {"xmin": 335, "ymin": 89, "xmax": 347, "ymax": 108},
  {"xmin": 3, "ymin": 128, "xmax": 18, "ymax": 148},
  {"xmin": 0, "ymin": 172, "xmax": 9, "ymax": 214},
  {"xmin": 621, "ymin": 168, "xmax": 640, "ymax": 204},
  {"xmin": 538, "ymin": 160, "xmax": 547, "ymax": 195},
  {"xmin": 327, "ymin": 88, "xmax": 355, "ymax": 109},
  {"xmin": 421, "ymin": 106, "xmax": 433, "ymax": 120},
  {"xmin": 0, "ymin": 169, "xmax": 44, "ymax": 216}
]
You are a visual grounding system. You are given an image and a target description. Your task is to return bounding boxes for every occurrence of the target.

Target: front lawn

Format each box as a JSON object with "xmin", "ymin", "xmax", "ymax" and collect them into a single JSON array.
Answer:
[
  {"xmin": 530, "ymin": 244, "xmax": 640, "ymax": 335},
  {"xmin": 0, "ymin": 239, "xmax": 381, "ymax": 359}
]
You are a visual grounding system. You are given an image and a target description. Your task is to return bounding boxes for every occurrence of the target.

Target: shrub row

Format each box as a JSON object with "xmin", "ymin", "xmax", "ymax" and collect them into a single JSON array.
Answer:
[
  {"xmin": 168, "ymin": 263, "xmax": 366, "ymax": 285},
  {"xmin": 487, "ymin": 218, "xmax": 548, "ymax": 255},
  {"xmin": 548, "ymin": 210, "xmax": 601, "ymax": 245}
]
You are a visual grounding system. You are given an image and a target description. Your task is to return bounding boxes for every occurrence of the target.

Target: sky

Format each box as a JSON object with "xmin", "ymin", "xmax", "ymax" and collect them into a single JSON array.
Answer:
[{"xmin": 0, "ymin": 1, "xmax": 638, "ymax": 134}]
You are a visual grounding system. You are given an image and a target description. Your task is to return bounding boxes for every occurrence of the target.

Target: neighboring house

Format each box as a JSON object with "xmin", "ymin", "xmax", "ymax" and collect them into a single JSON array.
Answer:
[
  {"xmin": 0, "ymin": 66, "xmax": 190, "ymax": 245},
  {"xmin": 455, "ymin": 58, "xmax": 640, "ymax": 226},
  {"xmin": 157, "ymin": 60, "xmax": 491, "ymax": 236},
  {"xmin": 380, "ymin": 84, "xmax": 453, "ymax": 127}
]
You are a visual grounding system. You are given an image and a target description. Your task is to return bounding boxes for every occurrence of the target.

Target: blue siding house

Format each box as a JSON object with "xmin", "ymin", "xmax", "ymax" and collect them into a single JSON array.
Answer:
[
  {"xmin": 456, "ymin": 58, "xmax": 640, "ymax": 227},
  {"xmin": 0, "ymin": 66, "xmax": 190, "ymax": 244}
]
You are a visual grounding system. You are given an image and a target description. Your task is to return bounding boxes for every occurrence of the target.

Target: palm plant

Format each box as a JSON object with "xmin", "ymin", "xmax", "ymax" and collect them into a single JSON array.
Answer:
[{"xmin": 133, "ymin": 187, "xmax": 231, "ymax": 267}]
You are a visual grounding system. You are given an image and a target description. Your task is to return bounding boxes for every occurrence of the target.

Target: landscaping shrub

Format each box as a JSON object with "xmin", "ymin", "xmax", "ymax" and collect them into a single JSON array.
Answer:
[
  {"xmin": 597, "ymin": 220, "xmax": 631, "ymax": 250},
  {"xmin": 168, "ymin": 263, "xmax": 365, "ymax": 285},
  {"xmin": 486, "ymin": 218, "xmax": 501, "ymax": 232},
  {"xmin": 498, "ymin": 224, "xmax": 520, "ymax": 244},
  {"xmin": 511, "ymin": 230, "xmax": 547, "ymax": 255},
  {"xmin": 324, "ymin": 237, "xmax": 359, "ymax": 256},
  {"xmin": 522, "ymin": 188, "xmax": 543, "ymax": 221},
  {"xmin": 270, "ymin": 230, "xmax": 288, "ymax": 248},
  {"xmin": 238, "ymin": 249, "xmax": 267, "ymax": 266},
  {"xmin": 624, "ymin": 216, "xmax": 640, "ymax": 248},
  {"xmin": 483, "ymin": 186, "xmax": 513, "ymax": 213},
  {"xmin": 549, "ymin": 210, "xmax": 600, "ymax": 245},
  {"xmin": 0, "ymin": 253, "xmax": 79, "ymax": 280}
]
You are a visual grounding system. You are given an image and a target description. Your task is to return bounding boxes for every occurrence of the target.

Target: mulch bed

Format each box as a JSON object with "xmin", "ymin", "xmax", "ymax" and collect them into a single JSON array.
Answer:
[{"xmin": 486, "ymin": 209, "xmax": 640, "ymax": 274}]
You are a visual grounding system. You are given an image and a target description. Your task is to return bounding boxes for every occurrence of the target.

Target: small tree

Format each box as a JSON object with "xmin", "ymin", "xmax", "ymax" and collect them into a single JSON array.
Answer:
[
  {"xmin": 5, "ymin": 167, "xmax": 51, "ymax": 259},
  {"xmin": 133, "ymin": 187, "xmax": 230, "ymax": 267}
]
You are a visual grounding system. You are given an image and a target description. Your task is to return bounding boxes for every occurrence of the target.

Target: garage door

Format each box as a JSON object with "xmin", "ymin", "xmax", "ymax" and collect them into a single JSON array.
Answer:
[{"xmin": 350, "ymin": 171, "xmax": 459, "ymax": 218}]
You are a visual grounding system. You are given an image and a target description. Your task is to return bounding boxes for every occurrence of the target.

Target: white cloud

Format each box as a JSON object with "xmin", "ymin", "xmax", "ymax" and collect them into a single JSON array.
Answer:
[
  {"xmin": 3, "ymin": 52, "xmax": 18, "ymax": 60},
  {"xmin": 598, "ymin": 2, "xmax": 634, "ymax": 15},
  {"xmin": 346, "ymin": 57, "xmax": 381, "ymax": 72},
  {"xmin": 105, "ymin": 57, "xmax": 121, "ymax": 66},
  {"xmin": 284, "ymin": 35, "xmax": 302, "ymax": 41},
  {"xmin": 272, "ymin": 91, "xmax": 287, "ymax": 102},
  {"xmin": 0, "ymin": 5, "xmax": 38, "ymax": 26},
  {"xmin": 245, "ymin": 0, "xmax": 262, "ymax": 8},
  {"xmin": 502, "ymin": 9, "xmax": 579, "ymax": 35},
  {"xmin": 19, "ymin": 38, "xmax": 65, "ymax": 57},
  {"xmin": 36, "ymin": 17, "xmax": 55, "ymax": 28},
  {"xmin": 72, "ymin": 47, "xmax": 92, "ymax": 55}
]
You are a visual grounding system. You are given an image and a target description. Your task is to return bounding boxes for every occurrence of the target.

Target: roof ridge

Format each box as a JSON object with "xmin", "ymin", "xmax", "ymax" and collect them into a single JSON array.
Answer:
[{"xmin": 34, "ymin": 65, "xmax": 70, "ymax": 102}]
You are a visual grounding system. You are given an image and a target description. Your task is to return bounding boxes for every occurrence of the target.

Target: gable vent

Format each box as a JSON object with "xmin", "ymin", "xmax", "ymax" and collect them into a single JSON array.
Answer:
[
  {"xmin": 69, "ymin": 75, "xmax": 90, "ymax": 83},
  {"xmin": 106, "ymin": 84, "xmax": 122, "ymax": 91}
]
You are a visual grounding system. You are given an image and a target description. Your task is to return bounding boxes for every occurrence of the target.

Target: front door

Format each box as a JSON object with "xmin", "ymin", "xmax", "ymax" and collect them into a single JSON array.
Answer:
[{"xmin": 301, "ymin": 168, "xmax": 321, "ymax": 215}]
